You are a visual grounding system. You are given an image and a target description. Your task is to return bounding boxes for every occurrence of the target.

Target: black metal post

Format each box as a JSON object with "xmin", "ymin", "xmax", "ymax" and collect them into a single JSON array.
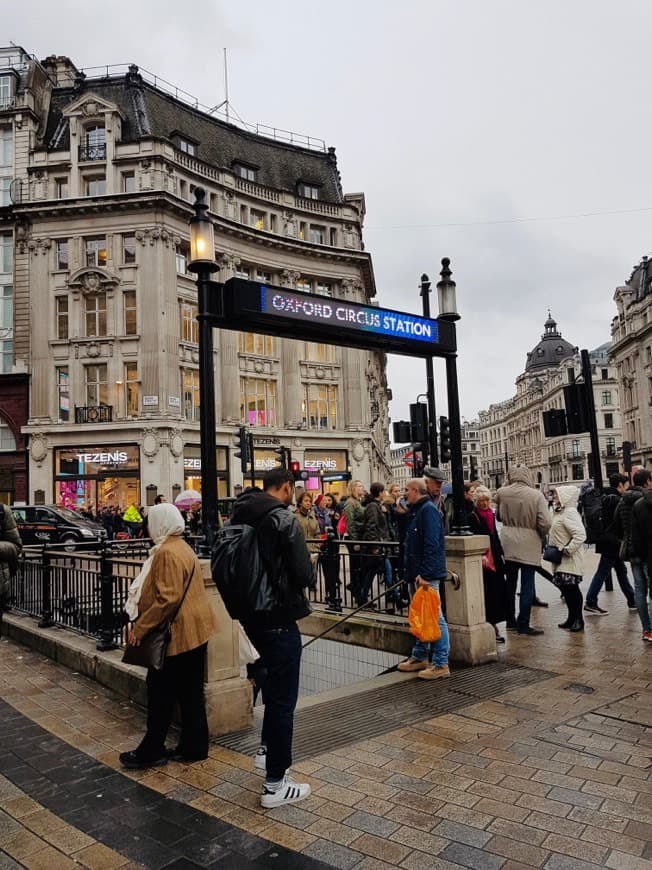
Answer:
[
  {"xmin": 445, "ymin": 353, "xmax": 471, "ymax": 535},
  {"xmin": 38, "ymin": 546, "xmax": 54, "ymax": 628},
  {"xmin": 249, "ymin": 433, "xmax": 256, "ymax": 488},
  {"xmin": 437, "ymin": 258, "xmax": 471, "ymax": 536},
  {"xmin": 420, "ymin": 274, "xmax": 438, "ymax": 466},
  {"xmin": 581, "ymin": 349, "xmax": 603, "ymax": 492},
  {"xmin": 97, "ymin": 541, "xmax": 117, "ymax": 650},
  {"xmin": 189, "ymin": 188, "xmax": 220, "ymax": 558},
  {"xmin": 197, "ymin": 273, "xmax": 218, "ymax": 556}
]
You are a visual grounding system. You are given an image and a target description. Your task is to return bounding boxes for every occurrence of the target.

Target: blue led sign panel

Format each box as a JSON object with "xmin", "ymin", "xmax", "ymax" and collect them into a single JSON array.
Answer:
[{"xmin": 260, "ymin": 286, "xmax": 439, "ymax": 346}]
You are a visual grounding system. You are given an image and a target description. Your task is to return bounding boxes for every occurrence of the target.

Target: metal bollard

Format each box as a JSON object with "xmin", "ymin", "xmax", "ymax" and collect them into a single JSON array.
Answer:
[{"xmin": 96, "ymin": 541, "xmax": 118, "ymax": 651}]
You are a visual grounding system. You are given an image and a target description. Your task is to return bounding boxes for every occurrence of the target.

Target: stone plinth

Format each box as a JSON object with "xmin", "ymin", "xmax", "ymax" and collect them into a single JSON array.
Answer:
[{"xmin": 444, "ymin": 534, "xmax": 497, "ymax": 665}]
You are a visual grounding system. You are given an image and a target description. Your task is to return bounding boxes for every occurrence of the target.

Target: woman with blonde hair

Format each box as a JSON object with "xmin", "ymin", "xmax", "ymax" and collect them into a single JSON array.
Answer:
[
  {"xmin": 469, "ymin": 485, "xmax": 507, "ymax": 643},
  {"xmin": 343, "ymin": 479, "xmax": 366, "ymax": 605}
]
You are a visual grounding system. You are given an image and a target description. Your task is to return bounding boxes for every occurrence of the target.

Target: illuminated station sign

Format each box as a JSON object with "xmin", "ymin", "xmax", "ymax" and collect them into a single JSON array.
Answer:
[{"xmin": 211, "ymin": 279, "xmax": 456, "ymax": 358}]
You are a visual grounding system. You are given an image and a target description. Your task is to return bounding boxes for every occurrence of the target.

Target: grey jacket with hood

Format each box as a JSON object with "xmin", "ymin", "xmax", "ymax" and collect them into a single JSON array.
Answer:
[{"xmin": 495, "ymin": 467, "xmax": 551, "ymax": 566}]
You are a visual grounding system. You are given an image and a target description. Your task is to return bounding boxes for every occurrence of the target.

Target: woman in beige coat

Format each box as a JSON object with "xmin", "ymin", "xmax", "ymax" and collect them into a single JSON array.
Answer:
[
  {"xmin": 548, "ymin": 485, "xmax": 586, "ymax": 633},
  {"xmin": 120, "ymin": 503, "xmax": 218, "ymax": 770}
]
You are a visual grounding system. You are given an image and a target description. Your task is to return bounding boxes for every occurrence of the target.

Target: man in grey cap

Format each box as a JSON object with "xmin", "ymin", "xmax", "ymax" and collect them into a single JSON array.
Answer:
[{"xmin": 423, "ymin": 467, "xmax": 452, "ymax": 532}]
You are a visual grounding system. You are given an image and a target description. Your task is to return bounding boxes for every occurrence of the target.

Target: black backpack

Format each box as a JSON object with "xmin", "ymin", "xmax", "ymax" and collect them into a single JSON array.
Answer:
[
  {"xmin": 211, "ymin": 521, "xmax": 275, "ymax": 621},
  {"xmin": 579, "ymin": 488, "xmax": 604, "ymax": 545}
]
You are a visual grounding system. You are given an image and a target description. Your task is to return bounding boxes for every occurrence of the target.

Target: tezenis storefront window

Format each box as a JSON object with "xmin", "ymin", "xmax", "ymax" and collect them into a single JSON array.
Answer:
[{"xmin": 55, "ymin": 445, "xmax": 140, "ymax": 510}]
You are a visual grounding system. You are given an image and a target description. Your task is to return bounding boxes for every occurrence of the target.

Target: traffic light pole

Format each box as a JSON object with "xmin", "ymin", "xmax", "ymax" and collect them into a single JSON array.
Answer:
[
  {"xmin": 249, "ymin": 432, "xmax": 256, "ymax": 488},
  {"xmin": 581, "ymin": 349, "xmax": 603, "ymax": 493},
  {"xmin": 420, "ymin": 274, "xmax": 439, "ymax": 466},
  {"xmin": 197, "ymin": 275, "xmax": 219, "ymax": 557},
  {"xmin": 445, "ymin": 352, "xmax": 471, "ymax": 535}
]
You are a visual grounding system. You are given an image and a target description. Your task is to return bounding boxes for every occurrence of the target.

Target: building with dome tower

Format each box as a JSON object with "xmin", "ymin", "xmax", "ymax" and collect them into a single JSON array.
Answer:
[{"xmin": 479, "ymin": 314, "xmax": 622, "ymax": 491}]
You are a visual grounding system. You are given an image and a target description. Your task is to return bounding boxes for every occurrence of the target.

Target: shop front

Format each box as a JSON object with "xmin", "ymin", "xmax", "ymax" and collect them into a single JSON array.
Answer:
[
  {"xmin": 54, "ymin": 445, "xmax": 140, "ymax": 510},
  {"xmin": 183, "ymin": 446, "xmax": 229, "ymax": 498},
  {"xmin": 303, "ymin": 449, "xmax": 350, "ymax": 499},
  {"xmin": 251, "ymin": 447, "xmax": 284, "ymax": 490}
]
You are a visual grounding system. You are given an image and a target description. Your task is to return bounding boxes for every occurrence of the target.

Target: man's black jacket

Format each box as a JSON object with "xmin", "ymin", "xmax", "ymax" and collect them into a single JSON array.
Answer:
[{"xmin": 231, "ymin": 491, "xmax": 314, "ymax": 629}]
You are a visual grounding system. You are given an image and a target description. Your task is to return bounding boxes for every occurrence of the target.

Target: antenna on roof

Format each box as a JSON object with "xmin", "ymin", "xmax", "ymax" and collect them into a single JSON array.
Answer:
[{"xmin": 208, "ymin": 48, "xmax": 230, "ymax": 122}]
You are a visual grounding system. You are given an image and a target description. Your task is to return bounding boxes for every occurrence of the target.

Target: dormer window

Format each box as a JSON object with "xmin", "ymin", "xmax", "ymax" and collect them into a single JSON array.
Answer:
[
  {"xmin": 173, "ymin": 134, "xmax": 197, "ymax": 157},
  {"xmin": 298, "ymin": 182, "xmax": 320, "ymax": 200},
  {"xmin": 80, "ymin": 125, "xmax": 106, "ymax": 161},
  {"xmin": 234, "ymin": 163, "xmax": 257, "ymax": 182}
]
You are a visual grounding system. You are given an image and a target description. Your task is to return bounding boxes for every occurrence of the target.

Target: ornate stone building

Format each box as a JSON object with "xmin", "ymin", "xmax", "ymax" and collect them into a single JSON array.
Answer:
[
  {"xmin": 611, "ymin": 255, "xmax": 652, "ymax": 469},
  {"xmin": 479, "ymin": 315, "xmax": 622, "ymax": 491},
  {"xmin": 0, "ymin": 48, "xmax": 390, "ymax": 507}
]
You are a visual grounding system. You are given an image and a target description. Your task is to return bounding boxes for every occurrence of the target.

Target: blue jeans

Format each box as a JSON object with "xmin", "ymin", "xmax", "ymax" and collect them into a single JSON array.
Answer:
[
  {"xmin": 505, "ymin": 561, "xmax": 535, "ymax": 631},
  {"xmin": 410, "ymin": 581, "xmax": 450, "ymax": 668},
  {"xmin": 632, "ymin": 560, "xmax": 651, "ymax": 632},
  {"xmin": 586, "ymin": 555, "xmax": 635, "ymax": 608},
  {"xmin": 241, "ymin": 622, "xmax": 301, "ymax": 780}
]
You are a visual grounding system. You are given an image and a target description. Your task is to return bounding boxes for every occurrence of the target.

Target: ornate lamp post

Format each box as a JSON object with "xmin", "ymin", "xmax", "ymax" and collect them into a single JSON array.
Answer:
[
  {"xmin": 437, "ymin": 258, "xmax": 471, "ymax": 536},
  {"xmin": 188, "ymin": 188, "xmax": 219, "ymax": 555},
  {"xmin": 419, "ymin": 274, "xmax": 438, "ymax": 466}
]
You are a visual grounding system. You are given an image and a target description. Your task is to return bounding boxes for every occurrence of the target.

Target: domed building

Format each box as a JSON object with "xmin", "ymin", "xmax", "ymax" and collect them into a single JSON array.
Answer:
[
  {"xmin": 525, "ymin": 314, "xmax": 577, "ymax": 373},
  {"xmin": 479, "ymin": 314, "xmax": 621, "ymax": 491}
]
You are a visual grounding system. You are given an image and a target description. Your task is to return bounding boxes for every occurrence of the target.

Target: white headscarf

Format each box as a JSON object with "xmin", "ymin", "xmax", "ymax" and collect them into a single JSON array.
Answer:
[{"xmin": 125, "ymin": 503, "xmax": 186, "ymax": 620}]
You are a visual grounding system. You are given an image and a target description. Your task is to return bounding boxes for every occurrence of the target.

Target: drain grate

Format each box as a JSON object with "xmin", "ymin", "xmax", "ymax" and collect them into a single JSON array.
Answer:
[{"xmin": 216, "ymin": 661, "xmax": 552, "ymax": 761}]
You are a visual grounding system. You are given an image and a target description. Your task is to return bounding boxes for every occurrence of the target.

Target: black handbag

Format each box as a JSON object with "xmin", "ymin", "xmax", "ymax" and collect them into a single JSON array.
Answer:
[
  {"xmin": 542, "ymin": 544, "xmax": 563, "ymax": 565},
  {"xmin": 122, "ymin": 573, "xmax": 192, "ymax": 671}
]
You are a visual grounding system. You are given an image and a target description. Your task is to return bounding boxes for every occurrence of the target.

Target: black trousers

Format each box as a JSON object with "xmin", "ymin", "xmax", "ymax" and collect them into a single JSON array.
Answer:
[{"xmin": 137, "ymin": 643, "xmax": 209, "ymax": 761}]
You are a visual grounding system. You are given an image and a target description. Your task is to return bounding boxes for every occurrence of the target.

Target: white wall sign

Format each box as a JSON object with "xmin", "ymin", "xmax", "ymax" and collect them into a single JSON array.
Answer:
[
  {"xmin": 143, "ymin": 395, "xmax": 159, "ymax": 407},
  {"xmin": 168, "ymin": 396, "xmax": 181, "ymax": 408}
]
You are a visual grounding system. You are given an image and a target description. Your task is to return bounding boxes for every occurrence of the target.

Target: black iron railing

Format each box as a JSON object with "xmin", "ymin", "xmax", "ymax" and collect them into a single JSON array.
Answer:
[
  {"xmin": 79, "ymin": 143, "xmax": 106, "ymax": 161},
  {"xmin": 74, "ymin": 404, "xmax": 113, "ymax": 423}
]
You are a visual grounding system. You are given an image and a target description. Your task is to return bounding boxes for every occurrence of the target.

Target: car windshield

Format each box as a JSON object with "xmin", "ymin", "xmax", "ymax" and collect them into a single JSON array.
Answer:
[{"xmin": 55, "ymin": 507, "xmax": 89, "ymax": 522}]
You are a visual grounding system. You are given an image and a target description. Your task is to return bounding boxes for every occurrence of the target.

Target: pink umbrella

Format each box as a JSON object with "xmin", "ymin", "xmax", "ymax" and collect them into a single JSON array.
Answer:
[{"xmin": 174, "ymin": 489, "xmax": 202, "ymax": 510}]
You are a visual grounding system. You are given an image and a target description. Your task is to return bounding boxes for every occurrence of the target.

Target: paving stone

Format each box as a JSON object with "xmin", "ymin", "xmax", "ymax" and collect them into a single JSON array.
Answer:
[
  {"xmin": 341, "ymin": 809, "xmax": 400, "ymax": 838},
  {"xmin": 516, "ymin": 795, "xmax": 572, "ymax": 819},
  {"xmin": 384, "ymin": 773, "xmax": 433, "ymax": 795},
  {"xmin": 435, "ymin": 802, "xmax": 494, "ymax": 830},
  {"xmin": 439, "ymin": 840, "xmax": 506, "ymax": 869},
  {"xmin": 485, "ymin": 834, "xmax": 549, "ymax": 867},
  {"xmin": 475, "ymin": 798, "xmax": 530, "ymax": 823},
  {"xmin": 432, "ymin": 819, "xmax": 492, "ymax": 848},
  {"xmin": 265, "ymin": 805, "xmax": 320, "ymax": 831},
  {"xmin": 521, "ymin": 812, "xmax": 585, "ymax": 839},
  {"xmin": 349, "ymin": 832, "xmax": 411, "ymax": 864},
  {"xmin": 305, "ymin": 818, "xmax": 361, "ymax": 847},
  {"xmin": 567, "ymin": 806, "xmax": 628, "ymax": 832},
  {"xmin": 486, "ymin": 818, "xmax": 548, "ymax": 847},
  {"xmin": 301, "ymin": 838, "xmax": 362, "ymax": 870},
  {"xmin": 540, "ymin": 834, "xmax": 608, "ymax": 865},
  {"xmin": 399, "ymin": 854, "xmax": 469, "ymax": 870},
  {"xmin": 543, "ymin": 853, "xmax": 603, "ymax": 870},
  {"xmin": 390, "ymin": 824, "xmax": 449, "ymax": 854}
]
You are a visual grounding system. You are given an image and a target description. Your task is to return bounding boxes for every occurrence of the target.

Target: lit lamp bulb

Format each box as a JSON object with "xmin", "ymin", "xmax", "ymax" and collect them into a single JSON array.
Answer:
[{"xmin": 188, "ymin": 187, "xmax": 217, "ymax": 269}]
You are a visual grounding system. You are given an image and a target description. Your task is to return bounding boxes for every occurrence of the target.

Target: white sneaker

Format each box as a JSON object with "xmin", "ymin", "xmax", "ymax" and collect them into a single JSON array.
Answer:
[
  {"xmin": 260, "ymin": 775, "xmax": 311, "ymax": 808},
  {"xmin": 254, "ymin": 746, "xmax": 267, "ymax": 771}
]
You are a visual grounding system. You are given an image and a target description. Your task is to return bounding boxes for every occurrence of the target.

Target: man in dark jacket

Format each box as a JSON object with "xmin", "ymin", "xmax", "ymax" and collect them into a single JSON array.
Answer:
[
  {"xmin": 397, "ymin": 478, "xmax": 450, "ymax": 680},
  {"xmin": 0, "ymin": 504, "xmax": 22, "ymax": 632},
  {"xmin": 632, "ymin": 474, "xmax": 652, "ymax": 628},
  {"xmin": 614, "ymin": 469, "xmax": 652, "ymax": 640},
  {"xmin": 230, "ymin": 467, "xmax": 314, "ymax": 809},
  {"xmin": 584, "ymin": 473, "xmax": 636, "ymax": 615}
]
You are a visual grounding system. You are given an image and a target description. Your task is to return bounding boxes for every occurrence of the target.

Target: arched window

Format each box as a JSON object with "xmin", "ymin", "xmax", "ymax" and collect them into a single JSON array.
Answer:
[
  {"xmin": 81, "ymin": 125, "xmax": 106, "ymax": 161},
  {"xmin": 0, "ymin": 416, "xmax": 15, "ymax": 450}
]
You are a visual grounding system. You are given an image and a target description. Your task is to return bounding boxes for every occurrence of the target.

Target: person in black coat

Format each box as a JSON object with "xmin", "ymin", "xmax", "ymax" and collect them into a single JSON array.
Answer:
[{"xmin": 468, "ymin": 486, "xmax": 507, "ymax": 643}]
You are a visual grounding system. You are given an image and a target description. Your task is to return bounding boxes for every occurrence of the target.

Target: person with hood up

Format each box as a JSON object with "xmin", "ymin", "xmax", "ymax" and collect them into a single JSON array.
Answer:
[
  {"xmin": 548, "ymin": 485, "xmax": 587, "ymax": 632},
  {"xmin": 120, "ymin": 503, "xmax": 218, "ymax": 770},
  {"xmin": 230, "ymin": 467, "xmax": 315, "ymax": 809},
  {"xmin": 495, "ymin": 466, "xmax": 551, "ymax": 636},
  {"xmin": 614, "ymin": 469, "xmax": 652, "ymax": 641}
]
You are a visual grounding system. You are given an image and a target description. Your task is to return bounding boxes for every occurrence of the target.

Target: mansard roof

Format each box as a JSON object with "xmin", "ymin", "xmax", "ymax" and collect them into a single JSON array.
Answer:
[{"xmin": 41, "ymin": 67, "xmax": 343, "ymax": 202}]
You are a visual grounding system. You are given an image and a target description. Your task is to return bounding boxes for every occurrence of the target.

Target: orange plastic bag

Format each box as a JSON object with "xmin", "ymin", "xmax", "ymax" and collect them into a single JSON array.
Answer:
[{"xmin": 408, "ymin": 585, "xmax": 441, "ymax": 642}]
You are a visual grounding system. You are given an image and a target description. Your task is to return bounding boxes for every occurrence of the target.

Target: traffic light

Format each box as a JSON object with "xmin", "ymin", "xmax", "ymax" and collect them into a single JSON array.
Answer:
[
  {"xmin": 542, "ymin": 409, "xmax": 568, "ymax": 437},
  {"xmin": 563, "ymin": 384, "xmax": 590, "ymax": 434},
  {"xmin": 470, "ymin": 454, "xmax": 478, "ymax": 481},
  {"xmin": 233, "ymin": 426, "xmax": 250, "ymax": 473},
  {"xmin": 439, "ymin": 416, "xmax": 451, "ymax": 463},
  {"xmin": 409, "ymin": 403, "xmax": 428, "ymax": 443},
  {"xmin": 272, "ymin": 445, "xmax": 288, "ymax": 468},
  {"xmin": 622, "ymin": 440, "xmax": 632, "ymax": 472},
  {"xmin": 289, "ymin": 460, "xmax": 301, "ymax": 481},
  {"xmin": 392, "ymin": 420, "xmax": 412, "ymax": 443}
]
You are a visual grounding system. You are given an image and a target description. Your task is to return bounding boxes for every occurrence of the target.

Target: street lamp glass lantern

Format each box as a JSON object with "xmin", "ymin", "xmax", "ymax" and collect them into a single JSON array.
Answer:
[
  {"xmin": 436, "ymin": 257, "xmax": 460, "ymax": 321},
  {"xmin": 188, "ymin": 188, "xmax": 217, "ymax": 269}
]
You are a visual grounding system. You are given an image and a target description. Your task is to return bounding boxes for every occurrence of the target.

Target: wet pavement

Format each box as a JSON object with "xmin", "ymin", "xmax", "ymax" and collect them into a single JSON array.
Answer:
[{"xmin": 2, "ymin": 550, "xmax": 652, "ymax": 868}]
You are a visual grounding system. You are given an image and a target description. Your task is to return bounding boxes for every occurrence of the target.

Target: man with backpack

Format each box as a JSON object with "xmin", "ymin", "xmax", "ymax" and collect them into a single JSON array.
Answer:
[
  {"xmin": 0, "ymin": 504, "xmax": 22, "ymax": 634},
  {"xmin": 613, "ymin": 469, "xmax": 652, "ymax": 640},
  {"xmin": 223, "ymin": 467, "xmax": 315, "ymax": 808},
  {"xmin": 584, "ymin": 473, "xmax": 636, "ymax": 615}
]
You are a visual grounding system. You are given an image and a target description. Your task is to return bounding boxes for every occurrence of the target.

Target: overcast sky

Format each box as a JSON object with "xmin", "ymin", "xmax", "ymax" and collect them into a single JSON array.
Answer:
[{"xmin": 8, "ymin": 1, "xmax": 652, "ymax": 425}]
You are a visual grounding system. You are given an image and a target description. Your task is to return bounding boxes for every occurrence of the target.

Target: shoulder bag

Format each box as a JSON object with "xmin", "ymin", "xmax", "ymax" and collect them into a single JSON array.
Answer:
[
  {"xmin": 122, "ymin": 572, "xmax": 192, "ymax": 671},
  {"xmin": 542, "ymin": 537, "xmax": 571, "ymax": 566}
]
